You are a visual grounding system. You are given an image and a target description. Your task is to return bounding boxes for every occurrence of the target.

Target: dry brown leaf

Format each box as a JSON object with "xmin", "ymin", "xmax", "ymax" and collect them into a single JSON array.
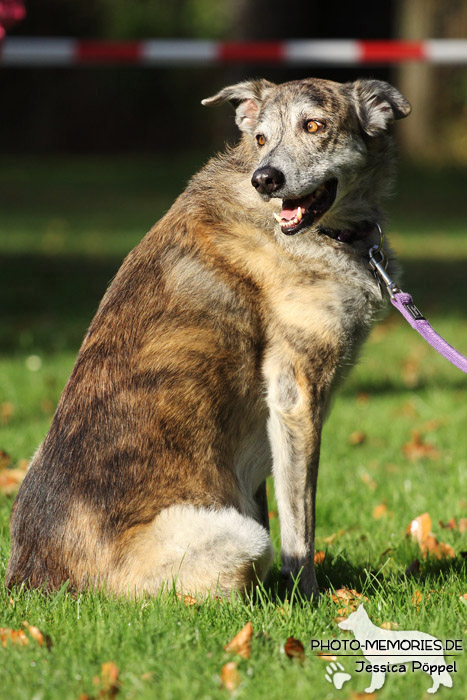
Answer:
[
  {"xmin": 460, "ymin": 593, "xmax": 467, "ymax": 601},
  {"xmin": 349, "ymin": 431, "xmax": 366, "ymax": 446},
  {"xmin": 411, "ymin": 590, "xmax": 422, "ymax": 610},
  {"xmin": 0, "ymin": 450, "xmax": 11, "ymax": 470},
  {"xmin": 402, "ymin": 356, "xmax": 421, "ymax": 388},
  {"xmin": 220, "ymin": 662, "xmax": 240, "ymax": 692},
  {"xmin": 176, "ymin": 592, "xmax": 197, "ymax": 606},
  {"xmin": 380, "ymin": 621, "xmax": 399, "ymax": 630},
  {"xmin": 22, "ymin": 622, "xmax": 44, "ymax": 646},
  {"xmin": 407, "ymin": 513, "xmax": 456, "ymax": 559},
  {"xmin": 404, "ymin": 559, "xmax": 420, "ymax": 577},
  {"xmin": 439, "ymin": 517, "xmax": 457, "ymax": 530},
  {"xmin": 140, "ymin": 672, "xmax": 155, "ymax": 681},
  {"xmin": 438, "ymin": 542, "xmax": 456, "ymax": 559},
  {"xmin": 322, "ymin": 529, "xmax": 346, "ymax": 544},
  {"xmin": 0, "ymin": 467, "xmax": 28, "ymax": 495},
  {"xmin": 268, "ymin": 510, "xmax": 277, "ymax": 519},
  {"xmin": 407, "ymin": 512, "xmax": 432, "ymax": 544},
  {"xmin": 361, "ymin": 473, "xmax": 377, "ymax": 491},
  {"xmin": 284, "ymin": 637, "xmax": 305, "ymax": 661},
  {"xmin": 349, "ymin": 694, "xmax": 377, "ymax": 700},
  {"xmin": 459, "ymin": 518, "xmax": 467, "ymax": 534},
  {"xmin": 314, "ymin": 550, "xmax": 325, "ymax": 565},
  {"xmin": 224, "ymin": 621, "xmax": 253, "ymax": 659},
  {"xmin": 330, "ymin": 587, "xmax": 368, "ymax": 615},
  {"xmin": 403, "ymin": 431, "xmax": 439, "ymax": 461},
  {"xmin": 372, "ymin": 503, "xmax": 387, "ymax": 519},
  {"xmin": 99, "ymin": 662, "xmax": 119, "ymax": 699},
  {"xmin": 0, "ymin": 622, "xmax": 48, "ymax": 648},
  {"xmin": 0, "ymin": 627, "xmax": 29, "ymax": 647},
  {"xmin": 0, "ymin": 403, "xmax": 14, "ymax": 425}
]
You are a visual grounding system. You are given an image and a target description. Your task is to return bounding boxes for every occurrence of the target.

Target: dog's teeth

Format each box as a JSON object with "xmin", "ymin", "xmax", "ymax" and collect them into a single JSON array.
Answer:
[
  {"xmin": 273, "ymin": 213, "xmax": 281, "ymax": 223},
  {"xmin": 297, "ymin": 206, "xmax": 302, "ymax": 221}
]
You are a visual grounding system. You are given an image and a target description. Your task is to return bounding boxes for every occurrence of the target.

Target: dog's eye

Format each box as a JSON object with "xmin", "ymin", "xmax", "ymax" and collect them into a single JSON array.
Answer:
[
  {"xmin": 306, "ymin": 120, "xmax": 325, "ymax": 134},
  {"xmin": 256, "ymin": 134, "xmax": 266, "ymax": 147}
]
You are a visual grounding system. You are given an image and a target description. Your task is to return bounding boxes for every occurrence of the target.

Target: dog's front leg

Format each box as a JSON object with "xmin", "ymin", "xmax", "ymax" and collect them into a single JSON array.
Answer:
[{"xmin": 265, "ymin": 351, "xmax": 332, "ymax": 599}]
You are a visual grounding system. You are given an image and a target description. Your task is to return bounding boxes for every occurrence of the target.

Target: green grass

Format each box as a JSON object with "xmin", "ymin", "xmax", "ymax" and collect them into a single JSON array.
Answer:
[{"xmin": 0, "ymin": 156, "xmax": 466, "ymax": 699}]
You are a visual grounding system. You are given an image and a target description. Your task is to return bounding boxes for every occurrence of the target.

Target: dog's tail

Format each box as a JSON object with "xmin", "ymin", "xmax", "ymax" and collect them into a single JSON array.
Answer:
[{"xmin": 112, "ymin": 504, "xmax": 274, "ymax": 597}]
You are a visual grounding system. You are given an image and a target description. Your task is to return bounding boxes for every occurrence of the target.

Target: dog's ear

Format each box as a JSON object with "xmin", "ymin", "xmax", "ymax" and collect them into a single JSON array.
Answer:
[
  {"xmin": 352, "ymin": 79, "xmax": 411, "ymax": 137},
  {"xmin": 202, "ymin": 79, "xmax": 275, "ymax": 133}
]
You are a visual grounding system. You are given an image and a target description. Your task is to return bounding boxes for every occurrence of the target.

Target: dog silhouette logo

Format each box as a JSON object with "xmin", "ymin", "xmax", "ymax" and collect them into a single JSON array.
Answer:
[{"xmin": 325, "ymin": 604, "xmax": 454, "ymax": 694}]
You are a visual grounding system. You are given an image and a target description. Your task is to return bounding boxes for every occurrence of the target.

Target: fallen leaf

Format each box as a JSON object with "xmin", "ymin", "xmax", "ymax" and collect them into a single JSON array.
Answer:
[
  {"xmin": 459, "ymin": 519, "xmax": 467, "ymax": 534},
  {"xmin": 407, "ymin": 513, "xmax": 456, "ymax": 560},
  {"xmin": 404, "ymin": 559, "xmax": 420, "ymax": 577},
  {"xmin": 176, "ymin": 592, "xmax": 197, "ymax": 606},
  {"xmin": 407, "ymin": 513, "xmax": 432, "ymax": 544},
  {"xmin": 224, "ymin": 622, "xmax": 253, "ymax": 659},
  {"xmin": 349, "ymin": 693, "xmax": 377, "ymax": 700},
  {"xmin": 0, "ymin": 622, "xmax": 48, "ymax": 648},
  {"xmin": 439, "ymin": 517, "xmax": 457, "ymax": 530},
  {"xmin": 0, "ymin": 450, "xmax": 11, "ymax": 470},
  {"xmin": 220, "ymin": 662, "xmax": 240, "ymax": 692},
  {"xmin": 402, "ymin": 356, "xmax": 421, "ymax": 388},
  {"xmin": 361, "ymin": 473, "xmax": 377, "ymax": 491},
  {"xmin": 99, "ymin": 662, "xmax": 119, "ymax": 699},
  {"xmin": 0, "ymin": 466, "xmax": 28, "ymax": 495},
  {"xmin": 314, "ymin": 550, "xmax": 325, "ymax": 565},
  {"xmin": 322, "ymin": 529, "xmax": 346, "ymax": 544},
  {"xmin": 403, "ymin": 431, "xmax": 439, "ymax": 461},
  {"xmin": 380, "ymin": 621, "xmax": 399, "ymax": 630},
  {"xmin": 22, "ymin": 622, "xmax": 44, "ymax": 646},
  {"xmin": 284, "ymin": 637, "xmax": 305, "ymax": 661},
  {"xmin": 411, "ymin": 590, "xmax": 422, "ymax": 610},
  {"xmin": 0, "ymin": 402, "xmax": 14, "ymax": 424},
  {"xmin": 330, "ymin": 587, "xmax": 368, "ymax": 615},
  {"xmin": 140, "ymin": 672, "xmax": 154, "ymax": 681},
  {"xmin": 268, "ymin": 510, "xmax": 277, "ymax": 519},
  {"xmin": 349, "ymin": 431, "xmax": 366, "ymax": 446},
  {"xmin": 316, "ymin": 652, "xmax": 337, "ymax": 661},
  {"xmin": 0, "ymin": 627, "xmax": 29, "ymax": 647},
  {"xmin": 372, "ymin": 503, "xmax": 387, "ymax": 519}
]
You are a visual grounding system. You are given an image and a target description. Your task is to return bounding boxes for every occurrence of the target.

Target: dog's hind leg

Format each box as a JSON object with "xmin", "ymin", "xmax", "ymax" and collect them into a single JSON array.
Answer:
[{"xmin": 113, "ymin": 504, "xmax": 274, "ymax": 598}]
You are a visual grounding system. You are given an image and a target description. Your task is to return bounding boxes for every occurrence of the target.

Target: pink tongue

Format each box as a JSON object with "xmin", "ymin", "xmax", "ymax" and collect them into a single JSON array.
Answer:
[{"xmin": 281, "ymin": 193, "xmax": 314, "ymax": 221}]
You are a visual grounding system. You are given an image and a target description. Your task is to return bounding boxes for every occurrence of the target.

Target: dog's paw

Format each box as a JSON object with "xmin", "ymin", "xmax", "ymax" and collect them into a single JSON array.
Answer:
[{"xmin": 325, "ymin": 661, "xmax": 351, "ymax": 689}]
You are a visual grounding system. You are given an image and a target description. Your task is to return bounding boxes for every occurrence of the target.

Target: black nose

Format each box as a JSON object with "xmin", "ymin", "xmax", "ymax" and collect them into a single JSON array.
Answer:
[{"xmin": 251, "ymin": 166, "xmax": 285, "ymax": 195}]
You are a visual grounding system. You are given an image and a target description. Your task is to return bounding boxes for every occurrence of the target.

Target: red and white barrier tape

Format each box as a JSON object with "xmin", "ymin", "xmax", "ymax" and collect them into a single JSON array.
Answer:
[{"xmin": 1, "ymin": 38, "xmax": 467, "ymax": 66}]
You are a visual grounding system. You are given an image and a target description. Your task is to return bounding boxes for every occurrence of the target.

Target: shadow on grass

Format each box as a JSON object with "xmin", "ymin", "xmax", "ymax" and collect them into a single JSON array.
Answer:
[
  {"xmin": 2, "ymin": 251, "xmax": 467, "ymax": 356},
  {"xmin": 260, "ymin": 553, "xmax": 467, "ymax": 605}
]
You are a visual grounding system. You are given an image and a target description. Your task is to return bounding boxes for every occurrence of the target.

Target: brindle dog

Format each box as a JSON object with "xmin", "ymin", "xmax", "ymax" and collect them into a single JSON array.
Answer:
[{"xmin": 6, "ymin": 77, "xmax": 411, "ymax": 598}]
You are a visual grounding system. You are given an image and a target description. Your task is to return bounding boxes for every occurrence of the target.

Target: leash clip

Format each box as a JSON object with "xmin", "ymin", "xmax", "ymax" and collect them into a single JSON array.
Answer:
[{"xmin": 368, "ymin": 223, "xmax": 400, "ymax": 300}]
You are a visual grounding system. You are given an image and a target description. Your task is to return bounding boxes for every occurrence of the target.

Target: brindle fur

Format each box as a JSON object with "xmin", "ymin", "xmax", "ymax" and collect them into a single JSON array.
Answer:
[{"xmin": 6, "ymin": 77, "xmax": 410, "ymax": 598}]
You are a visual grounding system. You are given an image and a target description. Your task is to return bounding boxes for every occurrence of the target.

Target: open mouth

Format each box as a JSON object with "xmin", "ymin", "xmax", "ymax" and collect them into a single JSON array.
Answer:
[{"xmin": 274, "ymin": 178, "xmax": 338, "ymax": 235}]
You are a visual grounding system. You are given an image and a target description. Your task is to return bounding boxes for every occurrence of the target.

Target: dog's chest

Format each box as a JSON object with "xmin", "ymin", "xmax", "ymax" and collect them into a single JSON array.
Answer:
[{"xmin": 265, "ymin": 263, "xmax": 377, "ymax": 347}]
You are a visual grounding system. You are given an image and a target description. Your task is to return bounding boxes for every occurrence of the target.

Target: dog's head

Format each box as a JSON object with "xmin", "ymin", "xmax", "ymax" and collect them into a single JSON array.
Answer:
[{"xmin": 203, "ymin": 77, "xmax": 411, "ymax": 235}]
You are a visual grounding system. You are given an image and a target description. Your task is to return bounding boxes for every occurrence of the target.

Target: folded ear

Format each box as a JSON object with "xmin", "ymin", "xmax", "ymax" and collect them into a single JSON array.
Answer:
[
  {"xmin": 352, "ymin": 79, "xmax": 411, "ymax": 137},
  {"xmin": 202, "ymin": 79, "xmax": 275, "ymax": 133}
]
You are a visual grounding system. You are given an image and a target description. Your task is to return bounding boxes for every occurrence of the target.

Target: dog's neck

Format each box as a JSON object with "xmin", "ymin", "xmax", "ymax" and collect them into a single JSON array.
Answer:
[{"xmin": 318, "ymin": 220, "xmax": 377, "ymax": 244}]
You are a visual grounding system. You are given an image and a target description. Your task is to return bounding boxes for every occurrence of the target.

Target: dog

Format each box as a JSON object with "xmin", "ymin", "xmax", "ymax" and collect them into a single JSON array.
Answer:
[
  {"xmin": 6, "ymin": 77, "xmax": 411, "ymax": 599},
  {"xmin": 338, "ymin": 605, "xmax": 453, "ymax": 693}
]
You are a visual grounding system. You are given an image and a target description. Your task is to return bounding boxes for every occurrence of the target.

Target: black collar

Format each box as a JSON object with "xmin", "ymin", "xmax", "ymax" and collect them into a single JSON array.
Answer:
[{"xmin": 318, "ymin": 221, "xmax": 376, "ymax": 244}]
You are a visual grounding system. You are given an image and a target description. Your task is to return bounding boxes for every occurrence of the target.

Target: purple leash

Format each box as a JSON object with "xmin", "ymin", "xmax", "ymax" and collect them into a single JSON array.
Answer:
[{"xmin": 368, "ymin": 227, "xmax": 467, "ymax": 374}]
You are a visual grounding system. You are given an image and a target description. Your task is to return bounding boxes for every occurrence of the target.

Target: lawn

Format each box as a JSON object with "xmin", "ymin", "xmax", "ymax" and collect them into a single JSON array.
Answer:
[{"xmin": 0, "ymin": 155, "xmax": 466, "ymax": 699}]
